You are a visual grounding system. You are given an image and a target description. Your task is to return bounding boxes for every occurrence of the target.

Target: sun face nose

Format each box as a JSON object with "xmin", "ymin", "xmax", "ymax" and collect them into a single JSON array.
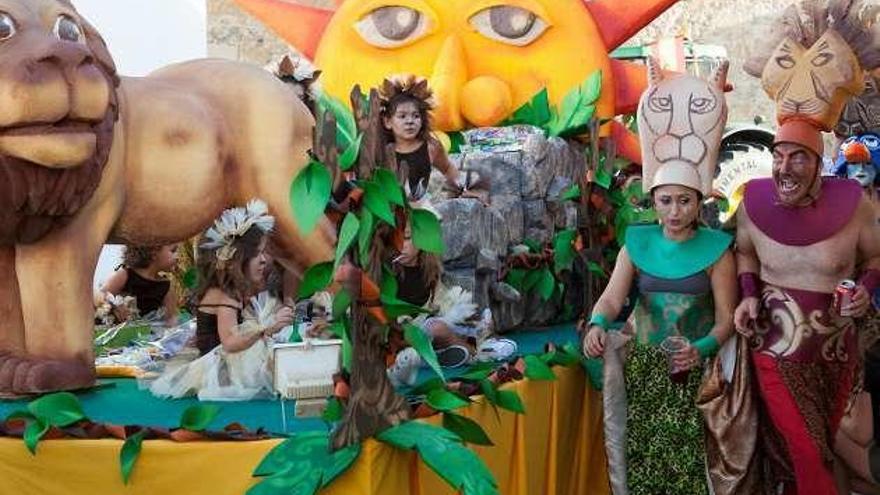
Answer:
[{"xmin": 430, "ymin": 35, "xmax": 468, "ymax": 131}]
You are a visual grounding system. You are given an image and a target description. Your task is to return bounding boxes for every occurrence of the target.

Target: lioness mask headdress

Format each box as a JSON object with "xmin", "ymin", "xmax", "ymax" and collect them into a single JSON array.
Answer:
[{"xmin": 638, "ymin": 57, "xmax": 730, "ymax": 195}]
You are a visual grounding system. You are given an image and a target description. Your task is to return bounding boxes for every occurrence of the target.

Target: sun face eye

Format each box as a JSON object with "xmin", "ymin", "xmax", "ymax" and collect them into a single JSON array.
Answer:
[
  {"xmin": 354, "ymin": 6, "xmax": 431, "ymax": 48},
  {"xmin": 54, "ymin": 14, "xmax": 84, "ymax": 44},
  {"xmin": 469, "ymin": 5, "xmax": 549, "ymax": 46},
  {"xmin": 0, "ymin": 13, "xmax": 16, "ymax": 41}
]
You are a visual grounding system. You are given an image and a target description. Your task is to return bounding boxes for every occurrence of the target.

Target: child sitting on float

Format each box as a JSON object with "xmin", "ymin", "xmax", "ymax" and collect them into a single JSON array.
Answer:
[
  {"xmin": 148, "ymin": 200, "xmax": 293, "ymax": 400},
  {"xmin": 95, "ymin": 244, "xmax": 180, "ymax": 327},
  {"xmin": 386, "ymin": 222, "xmax": 516, "ymax": 387}
]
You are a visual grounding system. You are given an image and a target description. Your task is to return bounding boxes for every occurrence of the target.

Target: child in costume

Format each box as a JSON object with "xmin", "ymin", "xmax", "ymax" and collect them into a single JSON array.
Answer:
[
  {"xmin": 149, "ymin": 200, "xmax": 294, "ymax": 400},
  {"xmin": 832, "ymin": 133, "xmax": 880, "ymax": 203},
  {"xmin": 583, "ymin": 59, "xmax": 739, "ymax": 495},
  {"xmin": 380, "ymin": 75, "xmax": 461, "ymax": 201},
  {"xmin": 96, "ymin": 244, "xmax": 180, "ymax": 326}
]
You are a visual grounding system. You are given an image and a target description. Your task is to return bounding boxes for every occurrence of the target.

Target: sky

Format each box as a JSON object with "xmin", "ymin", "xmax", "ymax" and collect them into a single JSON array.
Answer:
[{"xmin": 73, "ymin": 0, "xmax": 207, "ymax": 286}]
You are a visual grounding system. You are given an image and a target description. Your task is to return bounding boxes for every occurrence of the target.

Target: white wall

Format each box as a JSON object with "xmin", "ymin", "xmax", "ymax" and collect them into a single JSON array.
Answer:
[{"xmin": 74, "ymin": 0, "xmax": 207, "ymax": 286}]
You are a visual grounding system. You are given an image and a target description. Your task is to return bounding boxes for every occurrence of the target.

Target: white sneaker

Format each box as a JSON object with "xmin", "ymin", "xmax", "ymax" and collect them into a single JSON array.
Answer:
[
  {"xmin": 476, "ymin": 338, "xmax": 517, "ymax": 362},
  {"xmin": 387, "ymin": 347, "xmax": 422, "ymax": 387}
]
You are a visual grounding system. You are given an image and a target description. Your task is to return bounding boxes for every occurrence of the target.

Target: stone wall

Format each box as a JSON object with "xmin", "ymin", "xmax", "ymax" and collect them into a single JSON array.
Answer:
[{"xmin": 207, "ymin": 0, "xmax": 797, "ymax": 124}]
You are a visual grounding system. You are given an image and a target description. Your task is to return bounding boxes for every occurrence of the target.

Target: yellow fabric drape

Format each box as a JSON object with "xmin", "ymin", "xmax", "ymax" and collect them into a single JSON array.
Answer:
[{"xmin": 0, "ymin": 366, "xmax": 609, "ymax": 495}]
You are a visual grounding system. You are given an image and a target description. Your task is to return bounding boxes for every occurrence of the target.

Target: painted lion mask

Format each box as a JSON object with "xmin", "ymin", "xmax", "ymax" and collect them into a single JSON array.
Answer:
[
  {"xmin": 0, "ymin": 0, "xmax": 119, "ymax": 245},
  {"xmin": 638, "ymin": 57, "xmax": 729, "ymax": 195}
]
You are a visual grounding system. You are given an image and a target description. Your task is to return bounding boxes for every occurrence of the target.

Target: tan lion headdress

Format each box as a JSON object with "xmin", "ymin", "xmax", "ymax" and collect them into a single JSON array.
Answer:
[
  {"xmin": 201, "ymin": 199, "xmax": 275, "ymax": 264},
  {"xmin": 745, "ymin": 0, "xmax": 880, "ymax": 132},
  {"xmin": 638, "ymin": 57, "xmax": 730, "ymax": 195}
]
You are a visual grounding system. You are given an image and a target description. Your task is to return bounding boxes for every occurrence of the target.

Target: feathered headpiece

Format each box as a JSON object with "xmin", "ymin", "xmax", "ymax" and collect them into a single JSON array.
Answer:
[
  {"xmin": 201, "ymin": 199, "xmax": 275, "ymax": 264},
  {"xmin": 379, "ymin": 75, "xmax": 435, "ymax": 110}
]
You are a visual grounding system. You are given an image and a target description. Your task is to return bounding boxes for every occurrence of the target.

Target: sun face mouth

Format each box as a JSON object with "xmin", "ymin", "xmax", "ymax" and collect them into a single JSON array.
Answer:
[{"xmin": 0, "ymin": 119, "xmax": 99, "ymax": 168}]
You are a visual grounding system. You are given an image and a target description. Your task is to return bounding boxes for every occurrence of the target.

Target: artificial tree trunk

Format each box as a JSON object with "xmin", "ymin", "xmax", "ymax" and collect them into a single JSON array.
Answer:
[{"xmin": 330, "ymin": 87, "xmax": 410, "ymax": 450}]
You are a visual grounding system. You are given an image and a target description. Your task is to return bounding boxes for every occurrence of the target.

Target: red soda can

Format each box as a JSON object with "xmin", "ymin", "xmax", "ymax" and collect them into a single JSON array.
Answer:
[{"xmin": 833, "ymin": 279, "xmax": 857, "ymax": 315}]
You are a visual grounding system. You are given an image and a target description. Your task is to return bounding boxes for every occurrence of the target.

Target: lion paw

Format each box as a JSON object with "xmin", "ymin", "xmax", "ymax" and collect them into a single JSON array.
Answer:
[{"xmin": 0, "ymin": 353, "xmax": 95, "ymax": 396}]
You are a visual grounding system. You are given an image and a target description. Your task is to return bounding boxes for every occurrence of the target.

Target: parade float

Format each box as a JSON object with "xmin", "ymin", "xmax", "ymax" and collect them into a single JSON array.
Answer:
[{"xmin": 10, "ymin": 0, "xmax": 872, "ymax": 493}]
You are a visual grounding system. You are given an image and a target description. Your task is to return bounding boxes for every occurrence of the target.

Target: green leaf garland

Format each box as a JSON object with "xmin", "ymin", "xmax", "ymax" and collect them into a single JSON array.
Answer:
[
  {"xmin": 297, "ymin": 262, "xmax": 334, "ymax": 299},
  {"xmin": 442, "ymin": 412, "xmax": 494, "ymax": 446},
  {"xmin": 404, "ymin": 323, "xmax": 444, "ymax": 382},
  {"xmin": 410, "ymin": 208, "xmax": 444, "ymax": 254},
  {"xmin": 290, "ymin": 160, "xmax": 332, "ymax": 235},
  {"xmin": 179, "ymin": 404, "xmax": 220, "ymax": 432},
  {"xmin": 120, "ymin": 430, "xmax": 146, "ymax": 485}
]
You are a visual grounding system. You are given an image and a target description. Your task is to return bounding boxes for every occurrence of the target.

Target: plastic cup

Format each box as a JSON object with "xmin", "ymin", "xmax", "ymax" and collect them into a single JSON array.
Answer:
[{"xmin": 659, "ymin": 335, "xmax": 690, "ymax": 384}]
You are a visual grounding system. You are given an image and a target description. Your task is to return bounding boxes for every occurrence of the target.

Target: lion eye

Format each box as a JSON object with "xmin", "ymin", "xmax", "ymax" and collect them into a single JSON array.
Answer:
[
  {"xmin": 54, "ymin": 15, "xmax": 84, "ymax": 44},
  {"xmin": 689, "ymin": 96, "xmax": 716, "ymax": 114},
  {"xmin": 811, "ymin": 52, "xmax": 833, "ymax": 67},
  {"xmin": 649, "ymin": 95, "xmax": 673, "ymax": 113},
  {"xmin": 469, "ymin": 6, "xmax": 548, "ymax": 46},
  {"xmin": 0, "ymin": 13, "xmax": 16, "ymax": 41},
  {"xmin": 775, "ymin": 55, "xmax": 796, "ymax": 69},
  {"xmin": 355, "ymin": 6, "xmax": 431, "ymax": 48}
]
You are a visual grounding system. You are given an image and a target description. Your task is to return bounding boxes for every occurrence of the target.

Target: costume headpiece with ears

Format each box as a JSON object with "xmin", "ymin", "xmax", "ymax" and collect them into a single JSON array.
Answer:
[
  {"xmin": 637, "ymin": 57, "xmax": 730, "ymax": 195},
  {"xmin": 378, "ymin": 75, "xmax": 435, "ymax": 111},
  {"xmin": 745, "ymin": 0, "xmax": 879, "ymax": 143}
]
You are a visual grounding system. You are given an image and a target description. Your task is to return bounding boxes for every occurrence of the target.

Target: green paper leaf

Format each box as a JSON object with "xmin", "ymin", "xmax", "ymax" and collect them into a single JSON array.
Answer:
[
  {"xmin": 524, "ymin": 355, "xmax": 556, "ymax": 381},
  {"xmin": 404, "ymin": 323, "xmax": 444, "ymax": 382},
  {"xmin": 377, "ymin": 421, "xmax": 461, "ymax": 450},
  {"xmin": 522, "ymin": 268, "xmax": 543, "ymax": 292},
  {"xmin": 410, "ymin": 208, "xmax": 444, "ymax": 254},
  {"xmin": 409, "ymin": 377, "xmax": 445, "ymax": 396},
  {"xmin": 443, "ymin": 412, "xmax": 494, "ymax": 446},
  {"xmin": 322, "ymin": 397, "xmax": 344, "ymax": 422},
  {"xmin": 582, "ymin": 69, "xmax": 603, "ymax": 104},
  {"xmin": 297, "ymin": 262, "xmax": 334, "ymax": 299},
  {"xmin": 182, "ymin": 267, "xmax": 198, "ymax": 290},
  {"xmin": 549, "ymin": 70, "xmax": 602, "ymax": 137},
  {"xmin": 495, "ymin": 389, "xmax": 526, "ymax": 414},
  {"xmin": 338, "ymin": 134, "xmax": 363, "ymax": 171},
  {"xmin": 358, "ymin": 209, "xmax": 375, "ymax": 265},
  {"xmin": 120, "ymin": 430, "xmax": 146, "ymax": 485},
  {"xmin": 560, "ymin": 184, "xmax": 581, "ymax": 201},
  {"xmin": 334, "ymin": 213, "xmax": 360, "ymax": 270},
  {"xmin": 250, "ymin": 432, "xmax": 360, "ymax": 494},
  {"xmin": 378, "ymin": 422, "xmax": 499, "ymax": 495},
  {"xmin": 587, "ymin": 261, "xmax": 607, "ymax": 280},
  {"xmin": 340, "ymin": 317, "xmax": 353, "ymax": 371},
  {"xmin": 537, "ymin": 267, "xmax": 556, "ymax": 301},
  {"xmin": 552, "ymin": 229, "xmax": 577, "ymax": 273},
  {"xmin": 290, "ymin": 160, "xmax": 332, "ymax": 235},
  {"xmin": 595, "ymin": 165, "xmax": 613, "ymax": 190},
  {"xmin": 457, "ymin": 362, "xmax": 496, "ymax": 381},
  {"xmin": 23, "ymin": 419, "xmax": 48, "ymax": 455},
  {"xmin": 522, "ymin": 239, "xmax": 541, "ymax": 253},
  {"xmin": 374, "ymin": 169, "xmax": 405, "ymax": 207},
  {"xmin": 363, "ymin": 181, "xmax": 395, "ymax": 226},
  {"xmin": 504, "ymin": 268, "xmax": 526, "ymax": 292},
  {"xmin": 505, "ymin": 87, "xmax": 551, "ymax": 127},
  {"xmin": 179, "ymin": 404, "xmax": 220, "ymax": 431},
  {"xmin": 381, "ymin": 265, "xmax": 398, "ymax": 300},
  {"xmin": 479, "ymin": 379, "xmax": 498, "ymax": 404},
  {"xmin": 28, "ymin": 392, "xmax": 85, "ymax": 427},
  {"xmin": 332, "ymin": 289, "xmax": 352, "ymax": 321},
  {"xmin": 426, "ymin": 388, "xmax": 470, "ymax": 412},
  {"xmin": 380, "ymin": 293, "xmax": 427, "ymax": 318},
  {"xmin": 317, "ymin": 93, "xmax": 358, "ymax": 152},
  {"xmin": 448, "ymin": 131, "xmax": 465, "ymax": 154}
]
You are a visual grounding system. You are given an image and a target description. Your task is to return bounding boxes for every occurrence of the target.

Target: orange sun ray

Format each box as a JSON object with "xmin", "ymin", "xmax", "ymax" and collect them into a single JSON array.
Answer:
[
  {"xmin": 232, "ymin": 0, "xmax": 335, "ymax": 59},
  {"xmin": 586, "ymin": 0, "xmax": 680, "ymax": 50},
  {"xmin": 611, "ymin": 59, "xmax": 648, "ymax": 116}
]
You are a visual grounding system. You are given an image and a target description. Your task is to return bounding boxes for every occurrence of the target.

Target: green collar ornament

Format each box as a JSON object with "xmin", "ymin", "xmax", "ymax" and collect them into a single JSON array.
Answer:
[{"xmin": 625, "ymin": 224, "xmax": 732, "ymax": 280}]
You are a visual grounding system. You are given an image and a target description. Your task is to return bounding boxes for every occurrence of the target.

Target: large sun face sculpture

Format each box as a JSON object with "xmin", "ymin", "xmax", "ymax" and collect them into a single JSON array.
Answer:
[{"xmin": 235, "ymin": 0, "xmax": 679, "ymax": 139}]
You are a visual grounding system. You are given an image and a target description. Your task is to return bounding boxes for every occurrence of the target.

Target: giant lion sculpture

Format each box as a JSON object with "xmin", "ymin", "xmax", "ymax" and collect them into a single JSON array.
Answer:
[{"xmin": 0, "ymin": 0, "xmax": 331, "ymax": 395}]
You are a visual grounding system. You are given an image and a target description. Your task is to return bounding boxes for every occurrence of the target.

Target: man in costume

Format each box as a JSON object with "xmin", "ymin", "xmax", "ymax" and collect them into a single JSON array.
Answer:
[{"xmin": 736, "ymin": 1, "xmax": 880, "ymax": 492}]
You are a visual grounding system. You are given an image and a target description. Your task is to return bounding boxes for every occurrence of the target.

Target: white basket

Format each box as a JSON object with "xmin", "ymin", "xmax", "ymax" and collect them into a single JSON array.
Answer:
[{"xmin": 271, "ymin": 339, "xmax": 342, "ymax": 400}]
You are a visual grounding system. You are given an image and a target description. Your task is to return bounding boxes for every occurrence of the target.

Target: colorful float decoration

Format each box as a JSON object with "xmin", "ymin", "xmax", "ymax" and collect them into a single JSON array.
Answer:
[{"xmin": 234, "ymin": 0, "xmax": 684, "ymax": 162}]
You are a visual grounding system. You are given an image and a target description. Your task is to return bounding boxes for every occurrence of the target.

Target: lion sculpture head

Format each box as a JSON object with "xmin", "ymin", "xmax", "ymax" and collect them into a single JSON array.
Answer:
[{"xmin": 0, "ymin": 0, "xmax": 119, "ymax": 245}]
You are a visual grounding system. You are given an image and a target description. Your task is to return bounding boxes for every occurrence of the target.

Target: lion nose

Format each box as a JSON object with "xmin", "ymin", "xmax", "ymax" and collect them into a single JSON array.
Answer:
[{"xmin": 36, "ymin": 42, "xmax": 94, "ymax": 74}]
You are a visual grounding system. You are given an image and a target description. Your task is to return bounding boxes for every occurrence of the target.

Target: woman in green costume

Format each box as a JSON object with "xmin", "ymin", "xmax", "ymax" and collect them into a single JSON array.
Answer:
[{"xmin": 583, "ymin": 58, "xmax": 737, "ymax": 494}]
